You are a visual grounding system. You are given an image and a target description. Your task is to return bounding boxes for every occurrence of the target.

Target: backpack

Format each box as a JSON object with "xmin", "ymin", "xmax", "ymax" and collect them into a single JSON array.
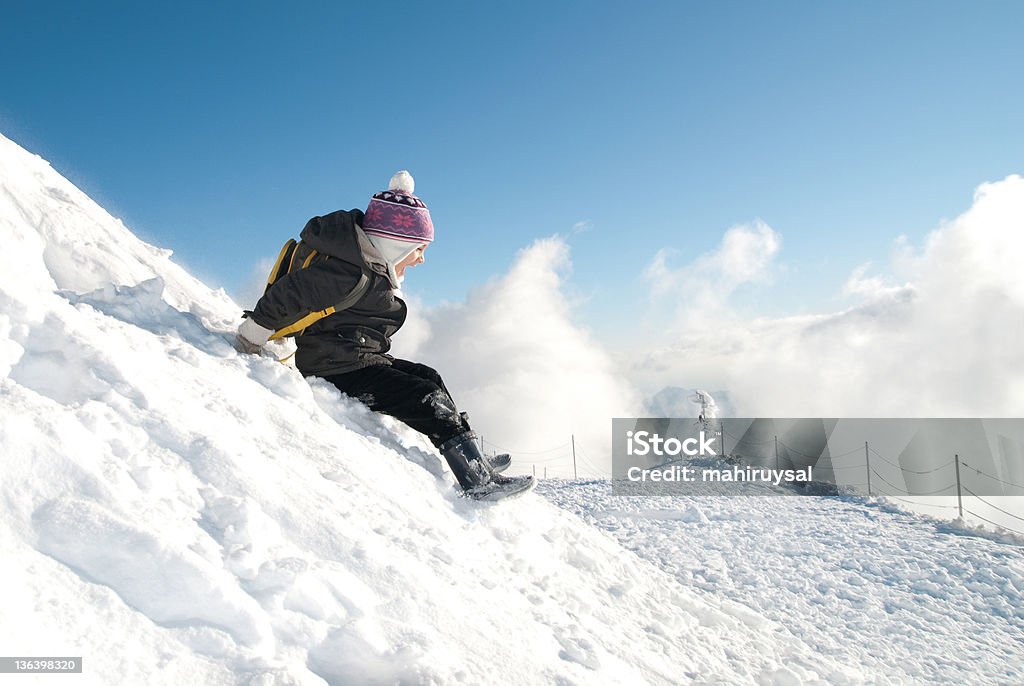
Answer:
[{"xmin": 264, "ymin": 238, "xmax": 370, "ymax": 340}]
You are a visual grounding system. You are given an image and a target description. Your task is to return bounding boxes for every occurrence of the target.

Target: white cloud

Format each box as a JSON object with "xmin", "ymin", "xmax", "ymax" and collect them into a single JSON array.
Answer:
[
  {"xmin": 633, "ymin": 175, "xmax": 1024, "ymax": 418},
  {"xmin": 392, "ymin": 236, "xmax": 643, "ymax": 475},
  {"xmin": 571, "ymin": 220, "xmax": 593, "ymax": 235},
  {"xmin": 842, "ymin": 262, "xmax": 911, "ymax": 300},
  {"xmin": 643, "ymin": 220, "xmax": 782, "ymax": 328}
]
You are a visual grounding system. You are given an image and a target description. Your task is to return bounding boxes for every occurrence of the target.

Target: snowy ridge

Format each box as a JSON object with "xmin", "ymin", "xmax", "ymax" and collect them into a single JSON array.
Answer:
[{"xmin": 0, "ymin": 133, "xmax": 864, "ymax": 684}]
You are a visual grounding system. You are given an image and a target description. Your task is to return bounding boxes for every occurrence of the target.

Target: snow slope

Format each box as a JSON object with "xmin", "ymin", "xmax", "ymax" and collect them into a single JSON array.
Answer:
[{"xmin": 0, "ymin": 134, "xmax": 869, "ymax": 684}]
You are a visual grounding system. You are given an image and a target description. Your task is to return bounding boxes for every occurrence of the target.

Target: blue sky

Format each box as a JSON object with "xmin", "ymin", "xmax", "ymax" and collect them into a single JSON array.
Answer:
[{"xmin": 2, "ymin": 1, "xmax": 1022, "ymax": 344}]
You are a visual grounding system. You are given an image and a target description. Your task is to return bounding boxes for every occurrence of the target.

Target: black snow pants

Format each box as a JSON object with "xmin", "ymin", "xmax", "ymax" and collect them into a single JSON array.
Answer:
[{"xmin": 322, "ymin": 359, "xmax": 469, "ymax": 448}]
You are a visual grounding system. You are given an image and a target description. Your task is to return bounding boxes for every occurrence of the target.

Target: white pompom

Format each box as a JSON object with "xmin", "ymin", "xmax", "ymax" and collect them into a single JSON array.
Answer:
[{"xmin": 389, "ymin": 170, "xmax": 415, "ymax": 194}]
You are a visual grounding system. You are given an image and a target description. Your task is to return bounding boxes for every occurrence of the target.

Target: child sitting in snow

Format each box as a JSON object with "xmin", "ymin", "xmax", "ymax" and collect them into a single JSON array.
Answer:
[{"xmin": 236, "ymin": 171, "xmax": 534, "ymax": 501}]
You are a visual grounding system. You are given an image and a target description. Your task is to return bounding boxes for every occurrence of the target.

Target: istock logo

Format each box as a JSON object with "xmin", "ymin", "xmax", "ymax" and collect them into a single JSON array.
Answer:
[{"xmin": 626, "ymin": 430, "xmax": 718, "ymax": 457}]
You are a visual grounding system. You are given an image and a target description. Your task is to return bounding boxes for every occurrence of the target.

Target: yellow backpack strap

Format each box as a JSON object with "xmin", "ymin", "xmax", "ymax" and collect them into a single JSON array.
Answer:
[
  {"xmin": 269, "ymin": 307, "xmax": 337, "ymax": 340},
  {"xmin": 266, "ymin": 239, "xmax": 297, "ymax": 292},
  {"xmin": 268, "ymin": 269, "xmax": 371, "ymax": 341}
]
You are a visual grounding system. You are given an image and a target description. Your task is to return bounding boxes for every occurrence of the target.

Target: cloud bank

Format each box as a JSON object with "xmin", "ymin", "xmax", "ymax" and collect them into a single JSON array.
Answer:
[{"xmin": 635, "ymin": 175, "xmax": 1024, "ymax": 418}]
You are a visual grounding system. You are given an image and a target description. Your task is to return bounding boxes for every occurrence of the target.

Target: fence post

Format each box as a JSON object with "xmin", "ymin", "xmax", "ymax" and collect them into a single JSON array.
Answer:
[
  {"xmin": 865, "ymin": 442, "xmax": 871, "ymax": 496},
  {"xmin": 572, "ymin": 434, "xmax": 578, "ymax": 480},
  {"xmin": 533, "ymin": 464, "xmax": 536, "ymax": 477},
  {"xmin": 775, "ymin": 436, "xmax": 779, "ymax": 470},
  {"xmin": 544, "ymin": 467, "xmax": 547, "ymax": 479},
  {"xmin": 954, "ymin": 454, "xmax": 963, "ymax": 519}
]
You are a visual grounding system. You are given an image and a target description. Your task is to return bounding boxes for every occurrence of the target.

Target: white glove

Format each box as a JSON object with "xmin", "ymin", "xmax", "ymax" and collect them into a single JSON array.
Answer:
[{"xmin": 236, "ymin": 318, "xmax": 275, "ymax": 354}]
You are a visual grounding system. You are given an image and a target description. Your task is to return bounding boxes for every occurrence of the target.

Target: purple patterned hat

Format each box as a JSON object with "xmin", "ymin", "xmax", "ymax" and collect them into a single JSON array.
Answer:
[{"xmin": 363, "ymin": 171, "xmax": 434, "ymax": 244}]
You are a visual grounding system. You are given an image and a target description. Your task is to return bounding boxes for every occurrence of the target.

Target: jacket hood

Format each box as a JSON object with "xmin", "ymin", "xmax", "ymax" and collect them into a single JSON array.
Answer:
[{"xmin": 299, "ymin": 208, "xmax": 388, "ymax": 275}]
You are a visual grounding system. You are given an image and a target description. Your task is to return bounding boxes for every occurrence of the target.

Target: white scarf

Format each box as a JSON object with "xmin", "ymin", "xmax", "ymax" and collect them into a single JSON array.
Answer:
[{"xmin": 366, "ymin": 234, "xmax": 421, "ymax": 290}]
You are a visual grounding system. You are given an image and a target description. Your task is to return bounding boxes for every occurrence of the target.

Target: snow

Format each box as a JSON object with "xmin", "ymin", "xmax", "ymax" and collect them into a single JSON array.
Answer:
[
  {"xmin": 539, "ymin": 480, "xmax": 1024, "ymax": 685},
  {"xmin": 0, "ymin": 130, "xmax": 1021, "ymax": 685}
]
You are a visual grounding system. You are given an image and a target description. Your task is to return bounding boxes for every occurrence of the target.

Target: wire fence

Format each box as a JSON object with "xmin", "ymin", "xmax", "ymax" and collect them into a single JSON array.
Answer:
[
  {"xmin": 479, "ymin": 435, "xmax": 605, "ymax": 479},
  {"xmin": 493, "ymin": 428, "xmax": 1024, "ymax": 537},
  {"xmin": 737, "ymin": 428, "xmax": 1024, "ymax": 536}
]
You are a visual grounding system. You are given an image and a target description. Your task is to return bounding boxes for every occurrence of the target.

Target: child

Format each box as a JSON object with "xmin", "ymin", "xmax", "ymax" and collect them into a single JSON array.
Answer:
[{"xmin": 237, "ymin": 171, "xmax": 534, "ymax": 501}]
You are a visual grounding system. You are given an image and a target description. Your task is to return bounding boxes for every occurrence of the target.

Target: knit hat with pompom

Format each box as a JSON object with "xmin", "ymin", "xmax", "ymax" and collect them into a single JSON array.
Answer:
[
  {"xmin": 364, "ymin": 171, "xmax": 433, "ymax": 244},
  {"xmin": 363, "ymin": 171, "xmax": 433, "ymax": 286}
]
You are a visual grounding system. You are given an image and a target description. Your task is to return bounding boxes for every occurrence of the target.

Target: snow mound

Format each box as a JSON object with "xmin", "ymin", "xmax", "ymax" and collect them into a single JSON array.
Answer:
[{"xmin": 0, "ymin": 131, "xmax": 863, "ymax": 685}]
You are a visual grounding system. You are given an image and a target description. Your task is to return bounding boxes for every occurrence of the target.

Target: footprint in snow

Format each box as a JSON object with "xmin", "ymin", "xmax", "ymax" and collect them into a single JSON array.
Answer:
[{"xmin": 554, "ymin": 630, "xmax": 601, "ymax": 670}]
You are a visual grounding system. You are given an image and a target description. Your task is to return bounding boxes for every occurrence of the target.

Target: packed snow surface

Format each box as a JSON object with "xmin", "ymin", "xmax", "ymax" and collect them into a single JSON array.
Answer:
[
  {"xmin": 540, "ymin": 481, "xmax": 1024, "ymax": 685},
  {"xmin": 1, "ymin": 131, "xmax": 1021, "ymax": 685}
]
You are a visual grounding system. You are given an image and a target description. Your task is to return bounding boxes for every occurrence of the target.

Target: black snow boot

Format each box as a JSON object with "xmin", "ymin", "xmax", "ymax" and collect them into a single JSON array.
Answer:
[
  {"xmin": 457, "ymin": 412, "xmax": 511, "ymax": 474},
  {"xmin": 439, "ymin": 432, "xmax": 535, "ymax": 501}
]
